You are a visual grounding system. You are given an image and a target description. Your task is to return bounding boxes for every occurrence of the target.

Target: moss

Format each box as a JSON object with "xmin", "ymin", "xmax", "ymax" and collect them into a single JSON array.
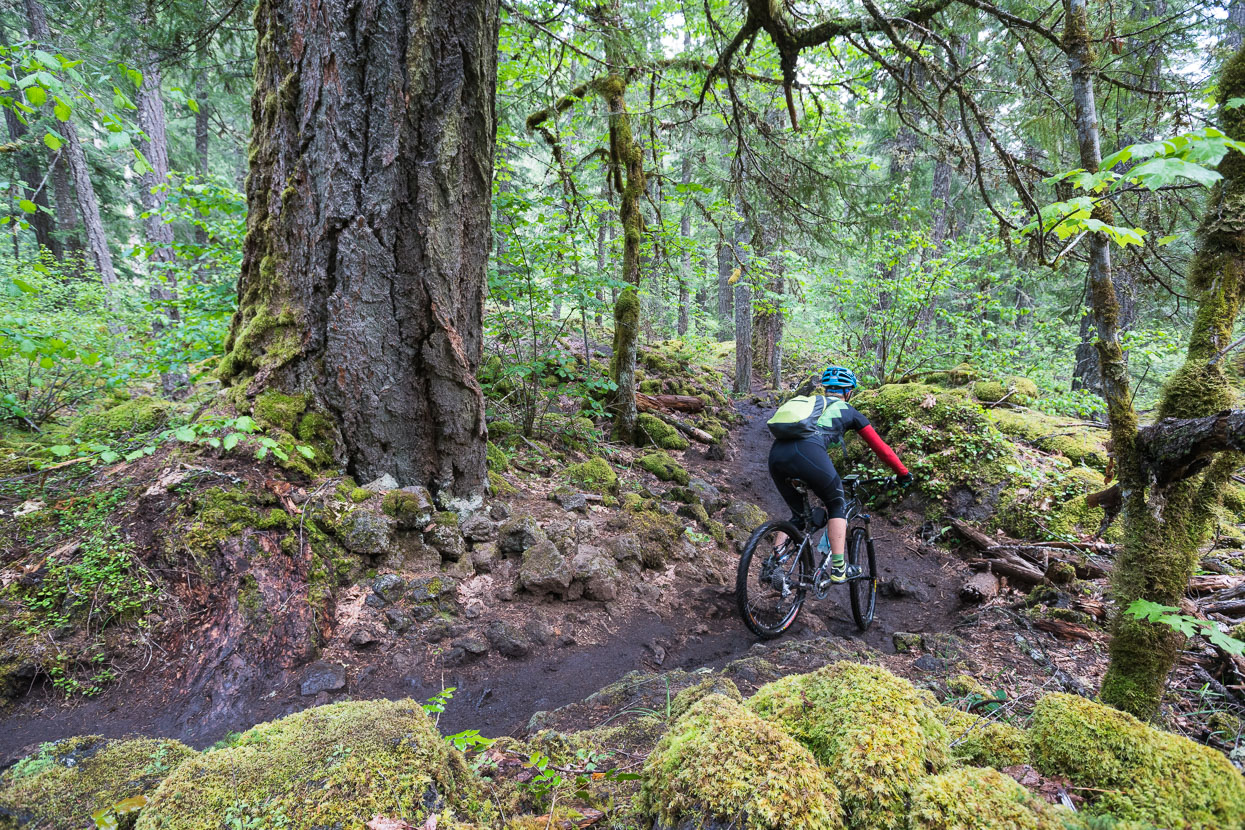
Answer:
[
  {"xmin": 987, "ymin": 409, "xmax": 1109, "ymax": 470},
  {"xmin": 564, "ymin": 457, "xmax": 618, "ymax": 493},
  {"xmin": 71, "ymin": 397, "xmax": 178, "ymax": 440},
  {"xmin": 668, "ymin": 676, "xmax": 743, "ymax": 721},
  {"xmin": 489, "ymin": 471, "xmax": 517, "ymax": 496},
  {"xmin": 1029, "ymin": 693, "xmax": 1245, "ymax": 829},
  {"xmin": 908, "ymin": 766, "xmax": 1068, "ymax": 830},
  {"xmin": 638, "ymin": 694, "xmax": 843, "ymax": 830},
  {"xmin": 746, "ymin": 662, "xmax": 948, "ymax": 829},
  {"xmin": 252, "ymin": 390, "xmax": 307, "ymax": 432},
  {"xmin": 349, "ymin": 487, "xmax": 371, "ymax": 503},
  {"xmin": 639, "ymin": 379, "xmax": 662, "ymax": 393},
  {"xmin": 934, "ymin": 706, "xmax": 1030, "ymax": 768},
  {"xmin": 635, "ymin": 413, "xmax": 690, "ymax": 451},
  {"xmin": 973, "ymin": 380, "xmax": 1009, "ymax": 404},
  {"xmin": 698, "ymin": 417, "xmax": 729, "ymax": 444},
  {"xmin": 636, "ymin": 451, "xmax": 689, "ymax": 485},
  {"xmin": 0, "ymin": 736, "xmax": 196, "ymax": 829},
  {"xmin": 486, "ymin": 419, "xmax": 519, "ymax": 438},
  {"xmin": 485, "ymin": 441, "xmax": 509, "ymax": 472},
  {"xmin": 621, "ymin": 492, "xmax": 650, "ymax": 511},
  {"xmin": 948, "ymin": 363, "xmax": 979, "ymax": 386},
  {"xmin": 137, "ymin": 699, "xmax": 486, "ymax": 829},
  {"xmin": 1007, "ymin": 376, "xmax": 1041, "ymax": 400},
  {"xmin": 295, "ymin": 411, "xmax": 333, "ymax": 445},
  {"xmin": 848, "ymin": 384, "xmax": 1013, "ymax": 502}
]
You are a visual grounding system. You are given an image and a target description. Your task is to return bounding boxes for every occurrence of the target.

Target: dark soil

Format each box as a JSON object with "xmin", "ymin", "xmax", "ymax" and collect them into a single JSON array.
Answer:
[{"xmin": 0, "ymin": 389, "xmax": 968, "ymax": 762}]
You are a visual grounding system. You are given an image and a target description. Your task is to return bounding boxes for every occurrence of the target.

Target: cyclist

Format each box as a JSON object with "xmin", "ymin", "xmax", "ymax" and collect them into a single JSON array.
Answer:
[{"xmin": 767, "ymin": 366, "xmax": 912, "ymax": 582}]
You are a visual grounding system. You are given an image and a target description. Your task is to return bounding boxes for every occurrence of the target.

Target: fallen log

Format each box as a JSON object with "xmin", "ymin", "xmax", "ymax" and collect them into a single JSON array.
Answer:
[
  {"xmin": 1033, "ymin": 618, "xmax": 1095, "ymax": 641},
  {"xmin": 968, "ymin": 557, "xmax": 1045, "ymax": 585},
  {"xmin": 1202, "ymin": 599, "xmax": 1245, "ymax": 616},
  {"xmin": 643, "ymin": 409, "xmax": 716, "ymax": 445},
  {"xmin": 1188, "ymin": 575, "xmax": 1245, "ymax": 595},
  {"xmin": 1071, "ymin": 597, "xmax": 1108, "ymax": 619},
  {"xmin": 636, "ymin": 393, "xmax": 704, "ymax": 413},
  {"xmin": 959, "ymin": 571, "xmax": 1000, "ymax": 603},
  {"xmin": 950, "ymin": 519, "xmax": 997, "ymax": 551}
]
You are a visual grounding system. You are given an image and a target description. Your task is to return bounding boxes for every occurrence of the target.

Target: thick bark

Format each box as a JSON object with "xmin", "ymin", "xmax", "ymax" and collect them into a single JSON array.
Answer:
[
  {"xmin": 732, "ymin": 220, "xmax": 753, "ymax": 396},
  {"xmin": 136, "ymin": 15, "xmax": 187, "ymax": 394},
  {"xmin": 219, "ymin": 0, "xmax": 498, "ymax": 497},
  {"xmin": 1229, "ymin": 0, "xmax": 1245, "ymax": 53},
  {"xmin": 49, "ymin": 150, "xmax": 84, "ymax": 269},
  {"xmin": 927, "ymin": 154, "xmax": 952, "ymax": 251},
  {"xmin": 752, "ymin": 212, "xmax": 783, "ymax": 389},
  {"xmin": 594, "ymin": 183, "xmax": 608, "ymax": 327},
  {"xmin": 678, "ymin": 155, "xmax": 691, "ymax": 336},
  {"xmin": 24, "ymin": 0, "xmax": 116, "ymax": 289},
  {"xmin": 715, "ymin": 239, "xmax": 734, "ymax": 341},
  {"xmin": 193, "ymin": 50, "xmax": 210, "ymax": 252}
]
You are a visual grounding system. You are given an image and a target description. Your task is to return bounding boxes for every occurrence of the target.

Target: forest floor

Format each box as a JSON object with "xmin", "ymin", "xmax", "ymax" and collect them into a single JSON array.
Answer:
[
  {"xmin": 0, "ymin": 354, "xmax": 1239, "ymax": 772},
  {"xmin": 0, "ymin": 383, "xmax": 970, "ymax": 760}
]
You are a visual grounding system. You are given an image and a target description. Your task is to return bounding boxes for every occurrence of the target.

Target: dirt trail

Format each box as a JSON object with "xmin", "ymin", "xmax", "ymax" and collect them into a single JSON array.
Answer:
[{"xmin": 0, "ymin": 392, "xmax": 965, "ymax": 759}]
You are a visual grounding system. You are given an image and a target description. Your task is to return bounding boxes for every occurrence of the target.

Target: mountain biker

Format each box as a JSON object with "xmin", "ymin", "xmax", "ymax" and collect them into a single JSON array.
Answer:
[{"xmin": 767, "ymin": 366, "xmax": 912, "ymax": 583}]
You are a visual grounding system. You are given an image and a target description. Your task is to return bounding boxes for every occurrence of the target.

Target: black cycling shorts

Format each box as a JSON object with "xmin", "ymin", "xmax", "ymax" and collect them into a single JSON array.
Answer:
[{"xmin": 768, "ymin": 438, "xmax": 847, "ymax": 523}]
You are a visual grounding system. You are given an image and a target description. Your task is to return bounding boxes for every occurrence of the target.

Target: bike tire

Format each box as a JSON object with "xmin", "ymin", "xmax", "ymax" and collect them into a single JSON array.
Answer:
[
  {"xmin": 736, "ymin": 520, "xmax": 809, "ymax": 639},
  {"xmin": 847, "ymin": 525, "xmax": 877, "ymax": 631}
]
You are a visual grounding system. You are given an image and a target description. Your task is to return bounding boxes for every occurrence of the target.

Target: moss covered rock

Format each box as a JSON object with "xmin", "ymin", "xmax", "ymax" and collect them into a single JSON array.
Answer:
[
  {"xmin": 639, "ymin": 694, "xmax": 844, "ymax": 830},
  {"xmin": 972, "ymin": 380, "xmax": 1010, "ymax": 404},
  {"xmin": 636, "ymin": 451, "xmax": 690, "ymax": 485},
  {"xmin": 0, "ymin": 736, "xmax": 196, "ymax": 830},
  {"xmin": 987, "ymin": 409, "xmax": 1109, "ymax": 471},
  {"xmin": 137, "ymin": 700, "xmax": 484, "ymax": 829},
  {"xmin": 934, "ymin": 706, "xmax": 1030, "ymax": 768},
  {"xmin": 908, "ymin": 766, "xmax": 1067, "ymax": 830},
  {"xmin": 635, "ymin": 413, "xmax": 690, "ymax": 451},
  {"xmin": 485, "ymin": 441, "xmax": 509, "ymax": 472},
  {"xmin": 1030, "ymin": 693, "xmax": 1245, "ymax": 829},
  {"xmin": 71, "ymin": 397, "xmax": 178, "ymax": 440},
  {"xmin": 746, "ymin": 662, "xmax": 948, "ymax": 830},
  {"xmin": 564, "ymin": 457, "xmax": 618, "ymax": 493},
  {"xmin": 252, "ymin": 390, "xmax": 307, "ymax": 432}
]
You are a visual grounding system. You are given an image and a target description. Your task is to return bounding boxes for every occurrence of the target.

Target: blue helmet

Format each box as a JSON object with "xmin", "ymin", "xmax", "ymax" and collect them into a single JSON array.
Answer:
[{"xmin": 821, "ymin": 365, "xmax": 858, "ymax": 391}]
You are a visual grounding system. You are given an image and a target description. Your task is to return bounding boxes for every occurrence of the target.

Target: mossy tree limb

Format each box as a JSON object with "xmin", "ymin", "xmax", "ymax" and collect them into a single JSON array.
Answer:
[
  {"xmin": 219, "ymin": 0, "xmax": 497, "ymax": 496},
  {"xmin": 1097, "ymin": 40, "xmax": 1245, "ymax": 716}
]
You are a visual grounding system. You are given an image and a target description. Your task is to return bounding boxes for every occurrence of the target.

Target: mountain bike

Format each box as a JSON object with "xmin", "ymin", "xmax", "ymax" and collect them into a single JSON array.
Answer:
[{"xmin": 736, "ymin": 473, "xmax": 889, "ymax": 638}]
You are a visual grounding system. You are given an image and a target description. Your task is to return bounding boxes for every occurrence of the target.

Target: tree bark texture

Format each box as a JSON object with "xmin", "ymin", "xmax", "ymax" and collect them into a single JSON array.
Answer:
[
  {"xmin": 716, "ymin": 239, "xmax": 734, "ymax": 341},
  {"xmin": 220, "ymin": 0, "xmax": 498, "ymax": 497},
  {"xmin": 678, "ymin": 155, "xmax": 692, "ymax": 336},
  {"xmin": 49, "ymin": 149, "xmax": 84, "ymax": 269},
  {"xmin": 194, "ymin": 48, "xmax": 210, "ymax": 252},
  {"xmin": 1097, "ymin": 34, "xmax": 1245, "ymax": 717},
  {"xmin": 732, "ymin": 219, "xmax": 753, "ymax": 396},
  {"xmin": 25, "ymin": 0, "xmax": 116, "ymax": 289}
]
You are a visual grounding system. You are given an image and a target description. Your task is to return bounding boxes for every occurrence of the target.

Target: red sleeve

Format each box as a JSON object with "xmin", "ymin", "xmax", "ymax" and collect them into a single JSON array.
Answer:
[{"xmin": 859, "ymin": 425, "xmax": 908, "ymax": 475}]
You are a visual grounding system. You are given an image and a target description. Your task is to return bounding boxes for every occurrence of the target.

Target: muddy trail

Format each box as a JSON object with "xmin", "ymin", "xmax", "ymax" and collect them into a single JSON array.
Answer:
[{"xmin": 0, "ymin": 391, "xmax": 964, "ymax": 760}]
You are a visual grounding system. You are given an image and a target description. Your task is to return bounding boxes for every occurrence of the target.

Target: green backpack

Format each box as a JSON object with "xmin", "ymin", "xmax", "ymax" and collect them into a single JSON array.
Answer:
[{"xmin": 767, "ymin": 395, "xmax": 843, "ymax": 440}]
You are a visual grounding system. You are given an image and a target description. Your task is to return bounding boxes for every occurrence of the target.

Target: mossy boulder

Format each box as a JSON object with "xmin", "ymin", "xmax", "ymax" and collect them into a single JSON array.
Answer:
[
  {"xmin": 972, "ymin": 380, "xmax": 1010, "ymax": 404},
  {"xmin": 564, "ymin": 457, "xmax": 618, "ymax": 493},
  {"xmin": 668, "ymin": 675, "xmax": 743, "ymax": 721},
  {"xmin": 381, "ymin": 485, "xmax": 435, "ymax": 529},
  {"xmin": 745, "ymin": 662, "xmax": 948, "ymax": 830},
  {"xmin": 635, "ymin": 413, "xmax": 690, "ymax": 451},
  {"xmin": 1029, "ymin": 693, "xmax": 1245, "ymax": 829},
  {"xmin": 636, "ymin": 451, "xmax": 690, "ymax": 485},
  {"xmin": 849, "ymin": 384, "xmax": 1013, "ymax": 507},
  {"xmin": 934, "ymin": 705, "xmax": 1030, "ymax": 768},
  {"xmin": 252, "ymin": 390, "xmax": 307, "ymax": 432},
  {"xmin": 908, "ymin": 766, "xmax": 1067, "ymax": 830},
  {"xmin": 638, "ymin": 694, "xmax": 844, "ymax": 830},
  {"xmin": 136, "ymin": 700, "xmax": 484, "ymax": 829},
  {"xmin": 987, "ymin": 409, "xmax": 1109, "ymax": 471},
  {"xmin": 70, "ymin": 397, "xmax": 178, "ymax": 440},
  {"xmin": 0, "ymin": 736, "xmax": 196, "ymax": 830},
  {"xmin": 485, "ymin": 441, "xmax": 509, "ymax": 472}
]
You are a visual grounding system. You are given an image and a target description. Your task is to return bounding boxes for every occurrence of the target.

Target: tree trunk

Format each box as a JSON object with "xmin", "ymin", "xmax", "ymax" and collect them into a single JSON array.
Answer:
[
  {"xmin": 603, "ymin": 76, "xmax": 645, "ymax": 444},
  {"xmin": 193, "ymin": 47, "xmax": 210, "ymax": 253},
  {"xmin": 678, "ymin": 154, "xmax": 692, "ymax": 336},
  {"xmin": 732, "ymin": 218, "xmax": 753, "ymax": 396},
  {"xmin": 927, "ymin": 155, "xmax": 952, "ymax": 252},
  {"xmin": 50, "ymin": 149, "xmax": 84, "ymax": 271},
  {"xmin": 595, "ymin": 181, "xmax": 608, "ymax": 327},
  {"xmin": 752, "ymin": 212, "xmax": 782, "ymax": 389},
  {"xmin": 219, "ymin": 0, "xmax": 498, "ymax": 498},
  {"xmin": 716, "ymin": 238, "xmax": 734, "ymax": 341},
  {"xmin": 1229, "ymin": 0, "xmax": 1245, "ymax": 53},
  {"xmin": 24, "ymin": 0, "xmax": 117, "ymax": 290},
  {"xmin": 136, "ymin": 13, "xmax": 187, "ymax": 395}
]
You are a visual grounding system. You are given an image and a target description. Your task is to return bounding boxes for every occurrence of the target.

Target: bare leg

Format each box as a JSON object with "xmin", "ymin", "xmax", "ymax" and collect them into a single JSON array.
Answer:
[
  {"xmin": 774, "ymin": 531, "xmax": 788, "ymax": 547},
  {"xmin": 828, "ymin": 518, "xmax": 847, "ymax": 558}
]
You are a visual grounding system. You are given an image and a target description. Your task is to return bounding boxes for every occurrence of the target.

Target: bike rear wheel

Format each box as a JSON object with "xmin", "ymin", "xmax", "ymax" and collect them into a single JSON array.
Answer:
[
  {"xmin": 847, "ymin": 525, "xmax": 877, "ymax": 631},
  {"xmin": 737, "ymin": 520, "xmax": 809, "ymax": 638}
]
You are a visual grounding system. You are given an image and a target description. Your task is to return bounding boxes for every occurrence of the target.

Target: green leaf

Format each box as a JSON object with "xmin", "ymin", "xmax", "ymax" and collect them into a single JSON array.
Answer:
[
  {"xmin": 233, "ymin": 415, "xmax": 258, "ymax": 433},
  {"xmin": 222, "ymin": 432, "xmax": 242, "ymax": 451},
  {"xmin": 18, "ymin": 199, "xmax": 36, "ymax": 213},
  {"xmin": 296, "ymin": 444, "xmax": 315, "ymax": 459},
  {"xmin": 1226, "ymin": 97, "xmax": 1245, "ymax": 110},
  {"xmin": 24, "ymin": 85, "xmax": 45, "ymax": 106},
  {"xmin": 48, "ymin": 444, "xmax": 72, "ymax": 457},
  {"xmin": 1128, "ymin": 156, "xmax": 1221, "ymax": 190},
  {"xmin": 186, "ymin": 98, "xmax": 199, "ymax": 113},
  {"xmin": 173, "ymin": 426, "xmax": 196, "ymax": 442},
  {"xmin": 53, "ymin": 100, "xmax": 70, "ymax": 121},
  {"xmin": 99, "ymin": 451, "xmax": 120, "ymax": 463},
  {"xmin": 43, "ymin": 131, "xmax": 62, "ymax": 151}
]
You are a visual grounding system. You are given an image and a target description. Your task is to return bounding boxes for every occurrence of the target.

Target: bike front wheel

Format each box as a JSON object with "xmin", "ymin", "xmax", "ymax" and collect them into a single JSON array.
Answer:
[
  {"xmin": 847, "ymin": 525, "xmax": 877, "ymax": 631},
  {"xmin": 737, "ymin": 520, "xmax": 809, "ymax": 639}
]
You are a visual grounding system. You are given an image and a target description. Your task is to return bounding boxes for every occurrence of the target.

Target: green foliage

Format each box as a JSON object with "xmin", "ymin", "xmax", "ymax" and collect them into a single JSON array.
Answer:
[
  {"xmin": 1123, "ymin": 600, "xmax": 1245, "ymax": 655},
  {"xmin": 564, "ymin": 456, "xmax": 618, "ymax": 493}
]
